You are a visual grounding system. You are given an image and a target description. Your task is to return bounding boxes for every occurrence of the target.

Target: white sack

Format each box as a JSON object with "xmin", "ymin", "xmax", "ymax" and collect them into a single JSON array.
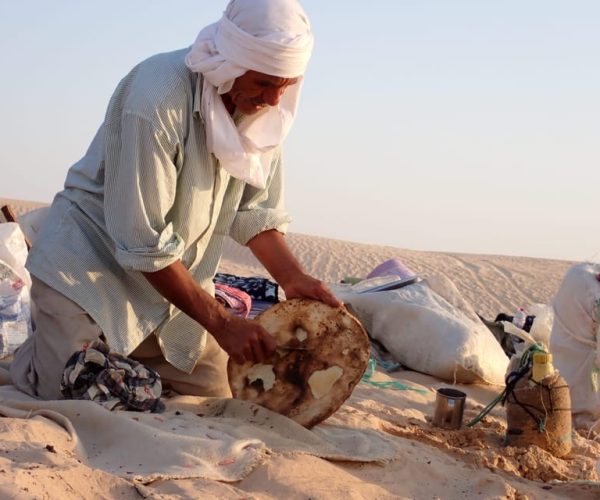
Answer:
[
  {"xmin": 0, "ymin": 223, "xmax": 31, "ymax": 288},
  {"xmin": 550, "ymin": 262, "xmax": 600, "ymax": 423},
  {"xmin": 0, "ymin": 223, "xmax": 32, "ymax": 357},
  {"xmin": 336, "ymin": 276, "xmax": 509, "ymax": 385}
]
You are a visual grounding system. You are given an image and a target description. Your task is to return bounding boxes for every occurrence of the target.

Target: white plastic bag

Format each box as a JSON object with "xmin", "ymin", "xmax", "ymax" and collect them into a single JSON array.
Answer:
[
  {"xmin": 528, "ymin": 303, "xmax": 554, "ymax": 347},
  {"xmin": 0, "ymin": 223, "xmax": 32, "ymax": 357},
  {"xmin": 501, "ymin": 303, "xmax": 555, "ymax": 348},
  {"xmin": 336, "ymin": 275, "xmax": 509, "ymax": 385},
  {"xmin": 0, "ymin": 222, "xmax": 31, "ymax": 289}
]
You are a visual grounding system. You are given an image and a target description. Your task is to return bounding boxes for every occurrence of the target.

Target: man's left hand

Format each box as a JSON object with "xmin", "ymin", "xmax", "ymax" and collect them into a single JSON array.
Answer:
[
  {"xmin": 246, "ymin": 230, "xmax": 342, "ymax": 308},
  {"xmin": 281, "ymin": 273, "xmax": 342, "ymax": 308}
]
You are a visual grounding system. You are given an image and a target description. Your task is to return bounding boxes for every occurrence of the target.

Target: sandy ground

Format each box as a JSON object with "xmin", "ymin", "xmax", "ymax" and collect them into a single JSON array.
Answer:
[{"xmin": 1, "ymin": 197, "xmax": 598, "ymax": 499}]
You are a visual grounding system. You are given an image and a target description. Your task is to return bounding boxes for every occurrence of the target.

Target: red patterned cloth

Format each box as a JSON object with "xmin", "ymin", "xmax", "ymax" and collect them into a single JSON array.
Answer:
[{"xmin": 214, "ymin": 283, "xmax": 252, "ymax": 318}]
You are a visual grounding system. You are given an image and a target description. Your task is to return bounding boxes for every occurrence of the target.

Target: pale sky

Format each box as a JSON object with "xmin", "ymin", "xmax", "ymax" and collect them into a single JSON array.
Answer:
[{"xmin": 1, "ymin": 1, "xmax": 598, "ymax": 262}]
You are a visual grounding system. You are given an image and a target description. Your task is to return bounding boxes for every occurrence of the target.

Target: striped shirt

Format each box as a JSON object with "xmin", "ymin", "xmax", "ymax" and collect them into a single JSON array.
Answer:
[{"xmin": 26, "ymin": 49, "xmax": 291, "ymax": 373}]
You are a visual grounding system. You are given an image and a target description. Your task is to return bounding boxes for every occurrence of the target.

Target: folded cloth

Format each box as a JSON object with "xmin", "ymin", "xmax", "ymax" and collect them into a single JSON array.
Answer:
[
  {"xmin": 214, "ymin": 273, "xmax": 279, "ymax": 302},
  {"xmin": 366, "ymin": 258, "xmax": 416, "ymax": 281},
  {"xmin": 248, "ymin": 299, "xmax": 273, "ymax": 319},
  {"xmin": 61, "ymin": 340, "xmax": 165, "ymax": 413},
  {"xmin": 215, "ymin": 283, "xmax": 252, "ymax": 317}
]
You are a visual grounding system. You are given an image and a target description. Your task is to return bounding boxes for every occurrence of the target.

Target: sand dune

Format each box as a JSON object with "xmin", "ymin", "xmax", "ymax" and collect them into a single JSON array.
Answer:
[
  {"xmin": 221, "ymin": 233, "xmax": 573, "ymax": 319},
  {"xmin": 1, "ymin": 197, "xmax": 573, "ymax": 319},
  {"xmin": 0, "ymin": 196, "xmax": 596, "ymax": 499}
]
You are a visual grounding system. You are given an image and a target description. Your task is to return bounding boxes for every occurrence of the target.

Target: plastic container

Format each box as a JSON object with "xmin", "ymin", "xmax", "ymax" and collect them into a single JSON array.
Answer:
[
  {"xmin": 513, "ymin": 307, "xmax": 527, "ymax": 329},
  {"xmin": 531, "ymin": 352, "xmax": 553, "ymax": 382}
]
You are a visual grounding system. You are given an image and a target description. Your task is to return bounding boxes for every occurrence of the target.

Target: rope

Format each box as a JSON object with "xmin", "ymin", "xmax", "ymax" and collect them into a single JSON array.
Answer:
[
  {"xmin": 361, "ymin": 358, "xmax": 429, "ymax": 395},
  {"xmin": 466, "ymin": 344, "xmax": 547, "ymax": 428}
]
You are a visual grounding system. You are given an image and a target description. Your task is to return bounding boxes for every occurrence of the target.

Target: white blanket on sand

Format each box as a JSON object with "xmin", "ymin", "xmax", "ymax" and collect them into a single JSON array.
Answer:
[{"xmin": 0, "ymin": 372, "xmax": 397, "ymax": 484}]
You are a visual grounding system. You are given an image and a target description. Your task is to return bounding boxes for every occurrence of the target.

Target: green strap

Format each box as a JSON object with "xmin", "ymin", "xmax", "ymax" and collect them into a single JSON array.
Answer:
[
  {"xmin": 361, "ymin": 359, "xmax": 429, "ymax": 395},
  {"xmin": 466, "ymin": 343, "xmax": 548, "ymax": 428}
]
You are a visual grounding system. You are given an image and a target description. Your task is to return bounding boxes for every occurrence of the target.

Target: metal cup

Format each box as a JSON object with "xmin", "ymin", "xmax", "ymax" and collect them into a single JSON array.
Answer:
[{"xmin": 432, "ymin": 388, "xmax": 467, "ymax": 430}]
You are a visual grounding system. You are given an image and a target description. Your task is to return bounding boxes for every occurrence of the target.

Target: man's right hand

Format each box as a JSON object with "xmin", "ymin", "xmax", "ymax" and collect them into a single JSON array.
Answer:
[
  {"xmin": 211, "ymin": 314, "xmax": 277, "ymax": 365},
  {"xmin": 143, "ymin": 261, "xmax": 277, "ymax": 365}
]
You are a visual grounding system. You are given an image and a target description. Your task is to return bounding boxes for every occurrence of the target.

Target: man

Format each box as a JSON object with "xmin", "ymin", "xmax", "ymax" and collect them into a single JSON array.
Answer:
[{"xmin": 11, "ymin": 0, "xmax": 341, "ymax": 400}]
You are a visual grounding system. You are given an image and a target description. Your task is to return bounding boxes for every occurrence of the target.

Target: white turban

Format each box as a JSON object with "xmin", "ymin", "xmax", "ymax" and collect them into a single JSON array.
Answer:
[{"xmin": 185, "ymin": 0, "xmax": 314, "ymax": 189}]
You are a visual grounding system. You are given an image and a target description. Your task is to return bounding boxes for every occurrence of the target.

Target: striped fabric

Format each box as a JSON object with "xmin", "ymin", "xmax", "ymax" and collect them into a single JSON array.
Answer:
[{"xmin": 26, "ymin": 49, "xmax": 291, "ymax": 373}]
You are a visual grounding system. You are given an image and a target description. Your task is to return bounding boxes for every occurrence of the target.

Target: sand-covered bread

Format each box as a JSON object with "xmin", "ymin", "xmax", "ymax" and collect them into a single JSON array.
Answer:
[{"xmin": 227, "ymin": 298, "xmax": 370, "ymax": 428}]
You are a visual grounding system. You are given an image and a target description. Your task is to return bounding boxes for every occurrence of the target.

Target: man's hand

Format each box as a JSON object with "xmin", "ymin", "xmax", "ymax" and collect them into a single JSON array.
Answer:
[
  {"xmin": 211, "ymin": 314, "xmax": 277, "ymax": 365},
  {"xmin": 247, "ymin": 230, "xmax": 342, "ymax": 308},
  {"xmin": 281, "ymin": 272, "xmax": 342, "ymax": 308},
  {"xmin": 143, "ymin": 261, "xmax": 277, "ymax": 365}
]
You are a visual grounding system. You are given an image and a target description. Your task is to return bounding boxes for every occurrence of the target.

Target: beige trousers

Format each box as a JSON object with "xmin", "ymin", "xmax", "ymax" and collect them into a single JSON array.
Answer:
[{"xmin": 10, "ymin": 277, "xmax": 232, "ymax": 400}]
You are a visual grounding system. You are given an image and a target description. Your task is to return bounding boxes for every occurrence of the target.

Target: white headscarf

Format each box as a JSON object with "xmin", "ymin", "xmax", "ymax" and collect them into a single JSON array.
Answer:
[{"xmin": 185, "ymin": 0, "xmax": 314, "ymax": 189}]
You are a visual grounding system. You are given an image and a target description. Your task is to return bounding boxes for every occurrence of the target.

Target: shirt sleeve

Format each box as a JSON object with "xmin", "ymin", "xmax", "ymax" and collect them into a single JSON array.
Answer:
[
  {"xmin": 229, "ymin": 149, "xmax": 292, "ymax": 246},
  {"xmin": 103, "ymin": 111, "xmax": 185, "ymax": 272}
]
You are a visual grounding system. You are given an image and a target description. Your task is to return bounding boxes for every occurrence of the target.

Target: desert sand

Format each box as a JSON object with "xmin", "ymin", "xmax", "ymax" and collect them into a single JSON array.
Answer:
[{"xmin": 0, "ymin": 197, "xmax": 598, "ymax": 500}]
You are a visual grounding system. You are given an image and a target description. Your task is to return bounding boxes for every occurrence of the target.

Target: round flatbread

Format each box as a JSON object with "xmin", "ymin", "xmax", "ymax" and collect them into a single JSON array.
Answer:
[{"xmin": 227, "ymin": 298, "xmax": 370, "ymax": 428}]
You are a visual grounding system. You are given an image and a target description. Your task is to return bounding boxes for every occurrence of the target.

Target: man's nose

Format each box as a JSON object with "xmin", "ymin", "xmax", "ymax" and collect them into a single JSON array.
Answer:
[{"xmin": 263, "ymin": 86, "xmax": 285, "ymax": 106}]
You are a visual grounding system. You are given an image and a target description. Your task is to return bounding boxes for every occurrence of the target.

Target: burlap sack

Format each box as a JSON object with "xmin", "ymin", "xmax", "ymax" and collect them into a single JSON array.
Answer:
[{"xmin": 505, "ymin": 371, "xmax": 572, "ymax": 458}]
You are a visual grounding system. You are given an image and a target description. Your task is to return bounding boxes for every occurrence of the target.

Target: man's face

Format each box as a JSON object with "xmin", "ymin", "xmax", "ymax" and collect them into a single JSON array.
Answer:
[{"xmin": 224, "ymin": 70, "xmax": 300, "ymax": 115}]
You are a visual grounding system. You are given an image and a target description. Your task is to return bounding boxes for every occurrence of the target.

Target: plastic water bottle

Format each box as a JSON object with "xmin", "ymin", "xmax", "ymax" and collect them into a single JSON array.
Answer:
[{"xmin": 513, "ymin": 307, "xmax": 527, "ymax": 329}]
